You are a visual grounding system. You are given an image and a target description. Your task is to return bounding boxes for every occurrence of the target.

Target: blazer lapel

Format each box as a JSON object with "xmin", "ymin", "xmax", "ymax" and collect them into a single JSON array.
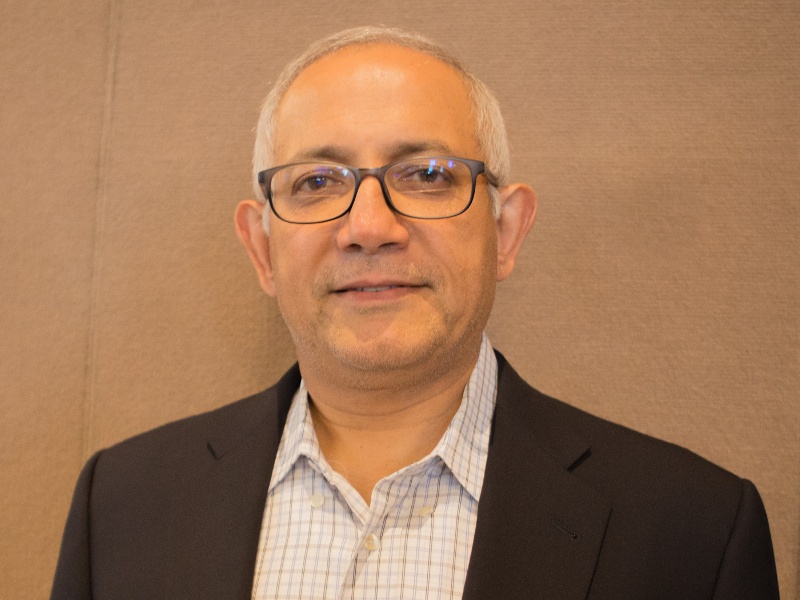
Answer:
[
  {"xmin": 161, "ymin": 365, "xmax": 300, "ymax": 600},
  {"xmin": 462, "ymin": 355, "xmax": 611, "ymax": 600}
]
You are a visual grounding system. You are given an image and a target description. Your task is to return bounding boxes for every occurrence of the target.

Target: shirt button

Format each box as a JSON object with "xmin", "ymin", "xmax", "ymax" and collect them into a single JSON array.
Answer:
[
  {"xmin": 363, "ymin": 533, "xmax": 380, "ymax": 551},
  {"xmin": 417, "ymin": 505, "xmax": 434, "ymax": 517},
  {"xmin": 310, "ymin": 493, "xmax": 324, "ymax": 508}
]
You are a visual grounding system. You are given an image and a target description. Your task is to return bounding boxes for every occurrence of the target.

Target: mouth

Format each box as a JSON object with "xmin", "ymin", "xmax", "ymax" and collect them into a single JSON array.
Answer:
[
  {"xmin": 339, "ymin": 284, "xmax": 412, "ymax": 293},
  {"xmin": 331, "ymin": 279, "xmax": 426, "ymax": 296}
]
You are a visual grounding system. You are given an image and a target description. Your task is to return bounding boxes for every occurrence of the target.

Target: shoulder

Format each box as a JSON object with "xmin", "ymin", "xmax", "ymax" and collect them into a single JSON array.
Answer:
[
  {"xmin": 92, "ymin": 364, "xmax": 300, "ymax": 476},
  {"xmin": 493, "ymin": 353, "xmax": 779, "ymax": 596},
  {"xmin": 494, "ymin": 351, "xmax": 746, "ymax": 518}
]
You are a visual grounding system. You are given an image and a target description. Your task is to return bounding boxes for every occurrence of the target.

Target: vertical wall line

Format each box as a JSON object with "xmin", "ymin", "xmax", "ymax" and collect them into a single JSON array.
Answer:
[{"xmin": 81, "ymin": 0, "xmax": 122, "ymax": 461}]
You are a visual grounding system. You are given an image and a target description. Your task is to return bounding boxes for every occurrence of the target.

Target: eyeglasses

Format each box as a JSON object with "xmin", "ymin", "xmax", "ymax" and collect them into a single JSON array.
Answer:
[{"xmin": 257, "ymin": 156, "xmax": 495, "ymax": 224}]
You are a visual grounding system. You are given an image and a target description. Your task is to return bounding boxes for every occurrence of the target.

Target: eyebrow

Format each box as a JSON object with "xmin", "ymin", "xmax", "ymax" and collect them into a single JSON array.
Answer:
[{"xmin": 289, "ymin": 140, "xmax": 455, "ymax": 166}]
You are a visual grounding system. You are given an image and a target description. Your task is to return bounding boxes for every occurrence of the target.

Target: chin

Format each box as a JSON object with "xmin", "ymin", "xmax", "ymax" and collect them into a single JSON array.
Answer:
[
  {"xmin": 330, "ymin": 332, "xmax": 442, "ymax": 373},
  {"xmin": 287, "ymin": 304, "xmax": 489, "ymax": 383},
  {"xmin": 325, "ymin": 319, "xmax": 484, "ymax": 382}
]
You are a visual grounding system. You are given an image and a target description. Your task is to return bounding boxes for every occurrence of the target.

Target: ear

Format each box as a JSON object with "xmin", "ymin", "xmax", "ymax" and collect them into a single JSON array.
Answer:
[
  {"xmin": 495, "ymin": 184, "xmax": 537, "ymax": 282},
  {"xmin": 234, "ymin": 200, "xmax": 277, "ymax": 296}
]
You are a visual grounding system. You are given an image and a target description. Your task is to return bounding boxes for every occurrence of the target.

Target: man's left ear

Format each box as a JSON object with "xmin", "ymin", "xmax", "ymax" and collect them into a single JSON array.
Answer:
[{"xmin": 495, "ymin": 183, "xmax": 537, "ymax": 282}]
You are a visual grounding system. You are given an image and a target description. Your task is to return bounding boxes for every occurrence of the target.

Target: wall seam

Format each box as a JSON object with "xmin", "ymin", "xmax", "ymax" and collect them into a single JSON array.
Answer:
[{"xmin": 82, "ymin": 0, "xmax": 122, "ymax": 461}]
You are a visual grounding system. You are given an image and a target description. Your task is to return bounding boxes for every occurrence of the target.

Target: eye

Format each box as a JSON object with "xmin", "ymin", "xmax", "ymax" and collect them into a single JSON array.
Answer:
[
  {"xmin": 417, "ymin": 166, "xmax": 446, "ymax": 183},
  {"xmin": 291, "ymin": 167, "xmax": 348, "ymax": 195},
  {"xmin": 298, "ymin": 175, "xmax": 330, "ymax": 191},
  {"xmin": 414, "ymin": 165, "xmax": 452, "ymax": 185},
  {"xmin": 393, "ymin": 161, "xmax": 456, "ymax": 192}
]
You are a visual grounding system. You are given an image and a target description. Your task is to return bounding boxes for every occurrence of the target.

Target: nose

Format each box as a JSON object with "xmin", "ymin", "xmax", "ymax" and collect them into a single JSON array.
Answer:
[{"xmin": 336, "ymin": 174, "xmax": 409, "ymax": 253}]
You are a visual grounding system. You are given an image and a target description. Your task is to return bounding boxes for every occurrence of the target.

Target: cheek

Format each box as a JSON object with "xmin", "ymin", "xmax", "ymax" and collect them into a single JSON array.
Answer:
[
  {"xmin": 268, "ymin": 232, "xmax": 312, "ymax": 299},
  {"xmin": 463, "ymin": 215, "xmax": 498, "ymax": 276},
  {"xmin": 470, "ymin": 226, "xmax": 500, "ymax": 311},
  {"xmin": 440, "ymin": 222, "xmax": 497, "ymax": 301},
  {"xmin": 270, "ymin": 226, "xmax": 323, "ymax": 275}
]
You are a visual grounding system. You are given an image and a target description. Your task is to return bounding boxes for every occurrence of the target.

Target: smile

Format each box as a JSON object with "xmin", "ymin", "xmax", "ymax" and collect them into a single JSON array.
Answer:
[
  {"xmin": 353, "ymin": 286, "xmax": 399, "ymax": 292},
  {"xmin": 332, "ymin": 278, "xmax": 426, "ymax": 294},
  {"xmin": 331, "ymin": 281, "xmax": 426, "ymax": 299}
]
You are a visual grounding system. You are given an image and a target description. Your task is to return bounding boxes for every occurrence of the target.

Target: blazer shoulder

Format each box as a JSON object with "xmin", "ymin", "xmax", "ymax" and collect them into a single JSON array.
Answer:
[
  {"xmin": 493, "ymin": 353, "xmax": 779, "ymax": 598},
  {"xmin": 97, "ymin": 363, "xmax": 301, "ymax": 465},
  {"xmin": 495, "ymin": 352, "xmax": 747, "ymax": 513}
]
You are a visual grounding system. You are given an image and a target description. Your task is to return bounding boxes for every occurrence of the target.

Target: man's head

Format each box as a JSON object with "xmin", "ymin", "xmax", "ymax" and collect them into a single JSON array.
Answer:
[{"xmin": 236, "ymin": 27, "xmax": 536, "ymax": 391}]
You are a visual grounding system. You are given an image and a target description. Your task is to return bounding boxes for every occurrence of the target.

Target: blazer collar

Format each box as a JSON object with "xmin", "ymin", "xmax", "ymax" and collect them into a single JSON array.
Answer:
[{"xmin": 462, "ymin": 352, "xmax": 611, "ymax": 600}]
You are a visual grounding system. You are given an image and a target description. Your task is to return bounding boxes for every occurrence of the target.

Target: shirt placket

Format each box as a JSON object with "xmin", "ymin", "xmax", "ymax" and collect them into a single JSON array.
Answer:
[
  {"xmin": 331, "ymin": 478, "xmax": 384, "ymax": 600},
  {"xmin": 335, "ymin": 462, "xmax": 435, "ymax": 600}
]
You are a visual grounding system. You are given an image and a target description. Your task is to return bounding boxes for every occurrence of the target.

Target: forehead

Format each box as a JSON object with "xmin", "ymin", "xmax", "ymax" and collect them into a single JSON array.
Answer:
[{"xmin": 272, "ymin": 43, "xmax": 480, "ymax": 164}]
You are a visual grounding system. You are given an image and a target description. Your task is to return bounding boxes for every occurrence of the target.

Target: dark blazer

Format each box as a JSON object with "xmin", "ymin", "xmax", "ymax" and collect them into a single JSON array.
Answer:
[{"xmin": 51, "ymin": 353, "xmax": 779, "ymax": 599}]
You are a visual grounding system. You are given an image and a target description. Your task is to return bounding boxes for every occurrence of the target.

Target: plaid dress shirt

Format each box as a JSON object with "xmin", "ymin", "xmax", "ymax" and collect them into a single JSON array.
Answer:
[{"xmin": 251, "ymin": 334, "xmax": 498, "ymax": 600}]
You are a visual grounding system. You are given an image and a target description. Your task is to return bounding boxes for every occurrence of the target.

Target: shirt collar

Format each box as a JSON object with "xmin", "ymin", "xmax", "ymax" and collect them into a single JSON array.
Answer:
[
  {"xmin": 432, "ymin": 333, "xmax": 497, "ymax": 501},
  {"xmin": 269, "ymin": 334, "xmax": 498, "ymax": 502},
  {"xmin": 268, "ymin": 378, "xmax": 315, "ymax": 492}
]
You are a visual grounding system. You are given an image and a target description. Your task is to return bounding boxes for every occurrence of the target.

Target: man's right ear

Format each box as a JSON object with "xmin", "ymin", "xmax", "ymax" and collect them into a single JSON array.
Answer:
[{"xmin": 234, "ymin": 200, "xmax": 277, "ymax": 296}]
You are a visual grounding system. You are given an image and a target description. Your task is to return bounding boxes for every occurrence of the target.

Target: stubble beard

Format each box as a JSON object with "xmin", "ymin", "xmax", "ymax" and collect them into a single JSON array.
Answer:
[{"xmin": 278, "ymin": 260, "xmax": 495, "ymax": 392}]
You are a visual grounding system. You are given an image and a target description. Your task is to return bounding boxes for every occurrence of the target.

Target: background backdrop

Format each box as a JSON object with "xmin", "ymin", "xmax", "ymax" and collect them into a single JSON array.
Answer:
[{"xmin": 1, "ymin": 0, "xmax": 797, "ymax": 597}]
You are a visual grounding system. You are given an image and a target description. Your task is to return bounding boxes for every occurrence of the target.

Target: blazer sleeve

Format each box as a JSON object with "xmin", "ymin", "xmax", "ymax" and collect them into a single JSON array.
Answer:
[
  {"xmin": 712, "ymin": 479, "xmax": 780, "ymax": 600},
  {"xmin": 50, "ymin": 451, "xmax": 102, "ymax": 600}
]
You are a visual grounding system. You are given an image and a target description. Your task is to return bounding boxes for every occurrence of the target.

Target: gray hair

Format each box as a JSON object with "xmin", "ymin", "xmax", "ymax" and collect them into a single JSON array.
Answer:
[{"xmin": 252, "ymin": 26, "xmax": 510, "ymax": 221}]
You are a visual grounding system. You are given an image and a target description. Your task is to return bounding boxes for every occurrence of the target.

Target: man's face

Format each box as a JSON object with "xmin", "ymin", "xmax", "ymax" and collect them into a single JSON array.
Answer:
[{"xmin": 257, "ymin": 44, "xmax": 504, "ymax": 381}]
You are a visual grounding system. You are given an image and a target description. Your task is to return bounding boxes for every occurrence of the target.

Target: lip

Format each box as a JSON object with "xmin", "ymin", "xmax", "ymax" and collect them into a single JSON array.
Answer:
[{"xmin": 331, "ymin": 278, "xmax": 426, "ymax": 300}]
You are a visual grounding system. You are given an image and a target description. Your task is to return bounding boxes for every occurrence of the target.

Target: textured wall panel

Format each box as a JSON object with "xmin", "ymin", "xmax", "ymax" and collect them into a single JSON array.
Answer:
[
  {"xmin": 0, "ymin": 0, "xmax": 110, "ymax": 597},
  {"xmin": 1, "ymin": 0, "xmax": 796, "ymax": 597}
]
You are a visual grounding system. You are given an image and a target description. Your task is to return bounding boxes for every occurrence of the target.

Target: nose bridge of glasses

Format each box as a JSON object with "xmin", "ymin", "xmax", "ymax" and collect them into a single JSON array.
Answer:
[{"xmin": 351, "ymin": 165, "xmax": 395, "ymax": 211}]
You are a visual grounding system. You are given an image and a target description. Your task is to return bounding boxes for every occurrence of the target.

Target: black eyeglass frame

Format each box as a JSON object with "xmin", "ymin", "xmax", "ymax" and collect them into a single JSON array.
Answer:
[{"xmin": 257, "ymin": 156, "xmax": 497, "ymax": 224}]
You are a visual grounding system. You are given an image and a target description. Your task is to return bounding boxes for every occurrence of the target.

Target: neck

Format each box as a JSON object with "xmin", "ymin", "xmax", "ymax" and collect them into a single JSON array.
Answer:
[{"xmin": 300, "ymin": 347, "xmax": 480, "ymax": 504}]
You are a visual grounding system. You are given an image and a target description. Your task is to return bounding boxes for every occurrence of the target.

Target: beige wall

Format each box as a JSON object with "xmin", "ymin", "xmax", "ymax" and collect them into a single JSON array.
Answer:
[{"xmin": 1, "ymin": 0, "xmax": 797, "ymax": 597}]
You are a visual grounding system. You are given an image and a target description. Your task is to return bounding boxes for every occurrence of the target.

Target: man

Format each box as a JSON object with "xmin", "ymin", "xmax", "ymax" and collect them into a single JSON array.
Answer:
[{"xmin": 51, "ymin": 26, "xmax": 779, "ymax": 599}]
